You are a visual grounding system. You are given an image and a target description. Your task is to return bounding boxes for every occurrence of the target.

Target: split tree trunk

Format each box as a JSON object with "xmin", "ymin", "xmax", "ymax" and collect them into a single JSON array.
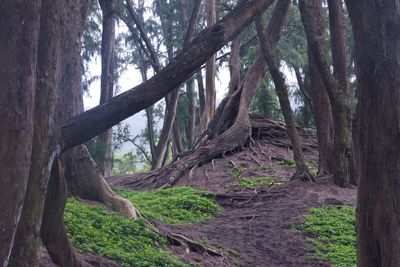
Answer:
[
  {"xmin": 299, "ymin": 0, "xmax": 350, "ymax": 187},
  {"xmin": 346, "ymin": 0, "xmax": 400, "ymax": 265},
  {"xmin": 0, "ymin": 1, "xmax": 41, "ymax": 264}
]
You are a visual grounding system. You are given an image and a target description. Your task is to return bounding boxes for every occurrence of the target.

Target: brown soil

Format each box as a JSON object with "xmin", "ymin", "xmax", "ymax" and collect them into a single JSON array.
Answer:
[{"xmin": 40, "ymin": 127, "xmax": 356, "ymax": 266}]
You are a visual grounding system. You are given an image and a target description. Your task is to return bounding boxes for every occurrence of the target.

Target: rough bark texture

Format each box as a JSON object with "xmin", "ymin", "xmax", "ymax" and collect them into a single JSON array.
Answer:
[
  {"xmin": 308, "ymin": 51, "xmax": 334, "ymax": 175},
  {"xmin": 98, "ymin": 0, "xmax": 117, "ymax": 177},
  {"xmin": 0, "ymin": 1, "xmax": 41, "ymax": 264},
  {"xmin": 201, "ymin": 0, "xmax": 217, "ymax": 132},
  {"xmin": 61, "ymin": 0, "xmax": 276, "ymax": 151},
  {"xmin": 299, "ymin": 0, "xmax": 349, "ymax": 187},
  {"xmin": 346, "ymin": 0, "xmax": 400, "ymax": 265},
  {"xmin": 8, "ymin": 0, "xmax": 62, "ymax": 265},
  {"xmin": 256, "ymin": 0, "xmax": 314, "ymax": 182},
  {"xmin": 187, "ymin": 79, "xmax": 196, "ymax": 148}
]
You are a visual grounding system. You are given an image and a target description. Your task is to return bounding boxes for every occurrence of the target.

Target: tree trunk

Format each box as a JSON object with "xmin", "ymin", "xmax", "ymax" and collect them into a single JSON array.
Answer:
[
  {"xmin": 0, "ymin": 1, "xmax": 41, "ymax": 264},
  {"xmin": 98, "ymin": 0, "xmax": 117, "ymax": 177},
  {"xmin": 308, "ymin": 51, "xmax": 334, "ymax": 175},
  {"xmin": 256, "ymin": 0, "xmax": 314, "ymax": 182},
  {"xmin": 187, "ymin": 79, "xmax": 196, "ymax": 148},
  {"xmin": 8, "ymin": 0, "xmax": 63, "ymax": 265},
  {"xmin": 201, "ymin": 0, "xmax": 217, "ymax": 132},
  {"xmin": 346, "ymin": 0, "xmax": 400, "ymax": 265},
  {"xmin": 197, "ymin": 70, "xmax": 206, "ymax": 119},
  {"xmin": 299, "ymin": 0, "xmax": 350, "ymax": 187}
]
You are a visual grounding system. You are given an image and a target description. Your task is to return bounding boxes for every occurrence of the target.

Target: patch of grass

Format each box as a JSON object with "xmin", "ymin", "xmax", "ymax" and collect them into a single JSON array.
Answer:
[
  {"xmin": 238, "ymin": 177, "xmax": 286, "ymax": 188},
  {"xmin": 295, "ymin": 205, "xmax": 356, "ymax": 267},
  {"xmin": 117, "ymin": 187, "xmax": 222, "ymax": 225},
  {"xmin": 229, "ymin": 165, "xmax": 286, "ymax": 188},
  {"xmin": 279, "ymin": 159, "xmax": 296, "ymax": 168},
  {"xmin": 64, "ymin": 198, "xmax": 187, "ymax": 267}
]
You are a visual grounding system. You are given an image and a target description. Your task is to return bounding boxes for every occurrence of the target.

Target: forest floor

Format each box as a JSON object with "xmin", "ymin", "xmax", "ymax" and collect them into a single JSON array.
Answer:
[
  {"xmin": 38, "ymin": 126, "xmax": 356, "ymax": 266},
  {"xmin": 107, "ymin": 131, "xmax": 356, "ymax": 267}
]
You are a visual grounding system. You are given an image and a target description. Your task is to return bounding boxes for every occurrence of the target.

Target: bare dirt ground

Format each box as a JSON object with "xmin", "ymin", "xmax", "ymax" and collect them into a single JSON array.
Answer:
[{"xmin": 39, "ymin": 125, "xmax": 356, "ymax": 266}]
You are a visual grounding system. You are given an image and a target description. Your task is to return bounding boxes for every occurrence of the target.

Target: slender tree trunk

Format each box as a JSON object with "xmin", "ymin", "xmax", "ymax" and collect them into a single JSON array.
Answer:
[
  {"xmin": 0, "ymin": 2, "xmax": 41, "ymax": 264},
  {"xmin": 197, "ymin": 71, "xmax": 206, "ymax": 120},
  {"xmin": 346, "ymin": 0, "xmax": 400, "ymax": 264},
  {"xmin": 201, "ymin": 0, "xmax": 217, "ymax": 132},
  {"xmin": 299, "ymin": 0, "xmax": 350, "ymax": 186},
  {"xmin": 256, "ymin": 0, "xmax": 314, "ymax": 181},
  {"xmin": 187, "ymin": 79, "xmax": 196, "ymax": 148},
  {"xmin": 98, "ymin": 0, "xmax": 117, "ymax": 177}
]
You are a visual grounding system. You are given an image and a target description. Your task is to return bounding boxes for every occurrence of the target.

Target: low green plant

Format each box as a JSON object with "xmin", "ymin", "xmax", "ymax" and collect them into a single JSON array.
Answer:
[
  {"xmin": 229, "ymin": 164, "xmax": 286, "ymax": 188},
  {"xmin": 238, "ymin": 177, "xmax": 286, "ymax": 188},
  {"xmin": 117, "ymin": 187, "xmax": 222, "ymax": 225},
  {"xmin": 295, "ymin": 205, "xmax": 356, "ymax": 267},
  {"xmin": 64, "ymin": 198, "xmax": 187, "ymax": 267},
  {"xmin": 279, "ymin": 159, "xmax": 296, "ymax": 168}
]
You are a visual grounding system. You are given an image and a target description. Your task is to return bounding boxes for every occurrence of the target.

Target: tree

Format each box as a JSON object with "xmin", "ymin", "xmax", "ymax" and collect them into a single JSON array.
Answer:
[
  {"xmin": 97, "ymin": 0, "xmax": 117, "ymax": 177},
  {"xmin": 0, "ymin": 1, "xmax": 45, "ymax": 264},
  {"xmin": 299, "ymin": 0, "xmax": 351, "ymax": 187},
  {"xmin": 256, "ymin": 0, "xmax": 314, "ymax": 182},
  {"xmin": 201, "ymin": 0, "xmax": 217, "ymax": 132},
  {"xmin": 345, "ymin": 0, "xmax": 400, "ymax": 264}
]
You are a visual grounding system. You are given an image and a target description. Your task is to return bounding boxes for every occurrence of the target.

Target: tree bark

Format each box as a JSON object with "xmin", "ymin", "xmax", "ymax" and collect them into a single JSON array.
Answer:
[
  {"xmin": 201, "ymin": 0, "xmax": 217, "ymax": 132},
  {"xmin": 0, "ymin": 1, "xmax": 41, "ymax": 264},
  {"xmin": 61, "ymin": 0, "xmax": 276, "ymax": 151},
  {"xmin": 299, "ymin": 0, "xmax": 350, "ymax": 187},
  {"xmin": 187, "ymin": 79, "xmax": 196, "ymax": 148},
  {"xmin": 98, "ymin": 0, "xmax": 117, "ymax": 177},
  {"xmin": 8, "ymin": 0, "xmax": 63, "ymax": 265},
  {"xmin": 346, "ymin": 0, "xmax": 400, "ymax": 265},
  {"xmin": 256, "ymin": 0, "xmax": 314, "ymax": 182},
  {"xmin": 308, "ymin": 50, "xmax": 334, "ymax": 175}
]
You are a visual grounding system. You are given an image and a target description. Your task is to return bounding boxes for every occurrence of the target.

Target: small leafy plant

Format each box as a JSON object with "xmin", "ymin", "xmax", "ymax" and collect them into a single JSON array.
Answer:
[
  {"xmin": 117, "ymin": 187, "xmax": 222, "ymax": 225},
  {"xmin": 64, "ymin": 198, "xmax": 187, "ymax": 267},
  {"xmin": 295, "ymin": 205, "xmax": 356, "ymax": 267},
  {"xmin": 229, "ymin": 165, "xmax": 286, "ymax": 188}
]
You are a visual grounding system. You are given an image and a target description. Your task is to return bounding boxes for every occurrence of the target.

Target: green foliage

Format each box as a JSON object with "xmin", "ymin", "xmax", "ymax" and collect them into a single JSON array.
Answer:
[
  {"xmin": 295, "ymin": 205, "xmax": 356, "ymax": 267},
  {"xmin": 229, "ymin": 165, "xmax": 286, "ymax": 188},
  {"xmin": 64, "ymin": 198, "xmax": 187, "ymax": 267},
  {"xmin": 112, "ymin": 152, "xmax": 138, "ymax": 175},
  {"xmin": 117, "ymin": 187, "xmax": 222, "ymax": 225},
  {"xmin": 238, "ymin": 177, "xmax": 286, "ymax": 188},
  {"xmin": 279, "ymin": 159, "xmax": 296, "ymax": 168}
]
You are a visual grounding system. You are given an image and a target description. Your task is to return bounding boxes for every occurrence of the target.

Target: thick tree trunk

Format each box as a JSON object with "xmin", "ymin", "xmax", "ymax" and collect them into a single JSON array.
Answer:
[
  {"xmin": 346, "ymin": 0, "xmax": 400, "ymax": 265},
  {"xmin": 98, "ymin": 0, "xmax": 117, "ymax": 177},
  {"xmin": 299, "ymin": 0, "xmax": 350, "ymax": 187},
  {"xmin": 8, "ymin": 1, "xmax": 62, "ymax": 265},
  {"xmin": 60, "ymin": 0, "xmax": 276, "ymax": 151},
  {"xmin": 201, "ymin": 0, "xmax": 217, "ymax": 132},
  {"xmin": 0, "ymin": 2, "xmax": 41, "ymax": 264},
  {"xmin": 256, "ymin": 0, "xmax": 314, "ymax": 182}
]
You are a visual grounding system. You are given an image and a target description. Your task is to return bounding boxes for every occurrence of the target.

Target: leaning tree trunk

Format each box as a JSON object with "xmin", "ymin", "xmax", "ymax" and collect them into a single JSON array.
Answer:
[
  {"xmin": 8, "ymin": 0, "xmax": 63, "ymax": 265},
  {"xmin": 97, "ymin": 0, "xmax": 117, "ymax": 177},
  {"xmin": 345, "ymin": 0, "xmax": 400, "ymax": 265},
  {"xmin": 256, "ymin": 0, "xmax": 314, "ymax": 182},
  {"xmin": 0, "ymin": 1, "xmax": 41, "ymax": 264}
]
